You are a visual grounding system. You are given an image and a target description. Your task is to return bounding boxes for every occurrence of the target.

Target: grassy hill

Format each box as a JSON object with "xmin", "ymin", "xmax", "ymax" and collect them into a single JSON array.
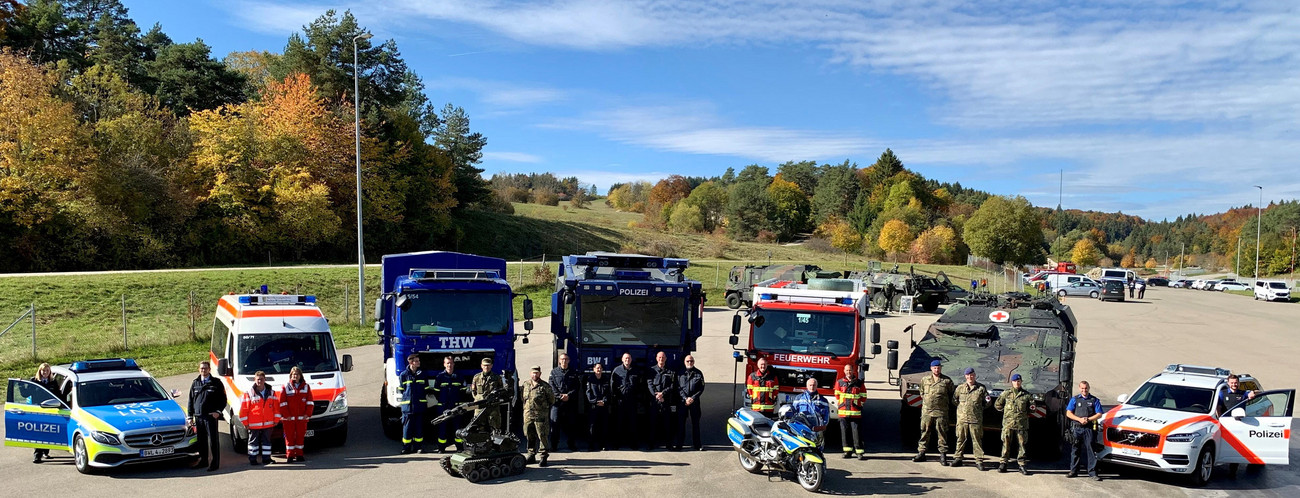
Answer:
[{"xmin": 0, "ymin": 202, "xmax": 1012, "ymax": 389}]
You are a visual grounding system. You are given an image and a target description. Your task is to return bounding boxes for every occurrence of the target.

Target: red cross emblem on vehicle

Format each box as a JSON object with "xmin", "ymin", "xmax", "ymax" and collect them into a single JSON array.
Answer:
[{"xmin": 989, "ymin": 311, "xmax": 1009, "ymax": 322}]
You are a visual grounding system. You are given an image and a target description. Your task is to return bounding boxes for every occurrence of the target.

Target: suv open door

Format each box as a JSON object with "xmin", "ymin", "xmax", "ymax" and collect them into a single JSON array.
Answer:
[
  {"xmin": 1218, "ymin": 389, "xmax": 1294, "ymax": 465},
  {"xmin": 4, "ymin": 379, "xmax": 71, "ymax": 450}
]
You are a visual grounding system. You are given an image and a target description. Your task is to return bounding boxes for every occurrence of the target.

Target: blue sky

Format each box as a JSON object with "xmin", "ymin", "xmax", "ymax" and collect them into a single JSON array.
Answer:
[{"xmin": 122, "ymin": 0, "xmax": 1300, "ymax": 220}]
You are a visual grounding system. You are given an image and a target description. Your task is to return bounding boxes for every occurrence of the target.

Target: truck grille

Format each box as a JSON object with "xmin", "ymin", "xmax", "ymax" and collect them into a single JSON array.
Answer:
[
  {"xmin": 1106, "ymin": 427, "xmax": 1160, "ymax": 448},
  {"xmin": 312, "ymin": 400, "xmax": 329, "ymax": 415},
  {"xmin": 124, "ymin": 429, "xmax": 188, "ymax": 448},
  {"xmin": 418, "ymin": 351, "xmax": 498, "ymax": 374}
]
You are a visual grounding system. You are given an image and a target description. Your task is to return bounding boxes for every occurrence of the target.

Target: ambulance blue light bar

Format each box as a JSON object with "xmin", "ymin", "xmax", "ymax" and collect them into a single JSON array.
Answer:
[{"xmin": 238, "ymin": 295, "xmax": 317, "ymax": 305}]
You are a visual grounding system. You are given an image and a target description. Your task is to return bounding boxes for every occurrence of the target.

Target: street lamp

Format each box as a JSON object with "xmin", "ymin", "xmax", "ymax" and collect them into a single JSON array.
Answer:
[
  {"xmin": 354, "ymin": 32, "xmax": 373, "ymax": 326},
  {"xmin": 1254, "ymin": 186, "xmax": 1263, "ymax": 282}
]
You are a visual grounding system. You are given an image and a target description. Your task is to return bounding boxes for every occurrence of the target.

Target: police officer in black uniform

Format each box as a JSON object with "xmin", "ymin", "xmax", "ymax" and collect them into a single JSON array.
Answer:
[
  {"xmin": 612, "ymin": 352, "xmax": 644, "ymax": 450},
  {"xmin": 676, "ymin": 355, "xmax": 705, "ymax": 451},
  {"xmin": 188, "ymin": 360, "xmax": 228, "ymax": 471},
  {"xmin": 549, "ymin": 353, "xmax": 584, "ymax": 451},
  {"xmin": 586, "ymin": 362, "xmax": 613, "ymax": 451},
  {"xmin": 1065, "ymin": 380, "xmax": 1103, "ymax": 481},
  {"xmin": 647, "ymin": 351, "xmax": 679, "ymax": 450},
  {"xmin": 1219, "ymin": 374, "xmax": 1258, "ymax": 475},
  {"xmin": 31, "ymin": 363, "xmax": 59, "ymax": 464}
]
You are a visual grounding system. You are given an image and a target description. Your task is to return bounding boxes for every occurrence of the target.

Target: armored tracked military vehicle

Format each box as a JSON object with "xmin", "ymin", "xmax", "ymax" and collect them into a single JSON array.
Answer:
[
  {"xmin": 884, "ymin": 292, "xmax": 1078, "ymax": 456},
  {"xmin": 726, "ymin": 264, "xmax": 831, "ymax": 309},
  {"xmin": 433, "ymin": 387, "xmax": 525, "ymax": 482}
]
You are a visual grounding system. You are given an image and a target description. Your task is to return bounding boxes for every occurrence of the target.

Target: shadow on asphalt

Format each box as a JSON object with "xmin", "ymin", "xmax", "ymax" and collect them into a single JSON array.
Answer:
[{"xmin": 820, "ymin": 469, "xmax": 962, "ymax": 495}]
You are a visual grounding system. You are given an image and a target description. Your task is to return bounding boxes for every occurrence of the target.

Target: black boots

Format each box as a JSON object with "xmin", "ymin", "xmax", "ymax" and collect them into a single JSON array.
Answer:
[
  {"xmin": 998, "ymin": 463, "xmax": 1007, "ymax": 473},
  {"xmin": 539, "ymin": 455, "xmax": 549, "ymax": 467},
  {"xmin": 912, "ymin": 453, "xmax": 925, "ymax": 462},
  {"xmin": 939, "ymin": 453, "xmax": 949, "ymax": 466}
]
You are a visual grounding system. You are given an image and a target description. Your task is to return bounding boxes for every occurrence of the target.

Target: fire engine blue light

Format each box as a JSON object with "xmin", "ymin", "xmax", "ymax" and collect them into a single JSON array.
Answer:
[
  {"xmin": 260, "ymin": 284, "xmax": 268, "ymax": 294},
  {"xmin": 304, "ymin": 296, "xmax": 317, "ymax": 303},
  {"xmin": 840, "ymin": 297, "xmax": 853, "ymax": 304},
  {"xmin": 238, "ymin": 296, "xmax": 252, "ymax": 304},
  {"xmin": 759, "ymin": 293, "xmax": 774, "ymax": 300}
]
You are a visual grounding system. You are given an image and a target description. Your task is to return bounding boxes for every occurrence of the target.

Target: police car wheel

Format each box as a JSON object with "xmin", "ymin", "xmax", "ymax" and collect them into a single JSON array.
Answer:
[
  {"xmin": 73, "ymin": 435, "xmax": 95, "ymax": 475},
  {"xmin": 1189, "ymin": 446, "xmax": 1214, "ymax": 487}
]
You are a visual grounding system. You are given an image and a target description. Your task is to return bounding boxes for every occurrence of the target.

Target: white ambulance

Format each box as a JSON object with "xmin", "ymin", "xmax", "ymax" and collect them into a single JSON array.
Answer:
[
  {"xmin": 1099, "ymin": 364, "xmax": 1293, "ymax": 486},
  {"xmin": 209, "ymin": 292, "xmax": 353, "ymax": 452}
]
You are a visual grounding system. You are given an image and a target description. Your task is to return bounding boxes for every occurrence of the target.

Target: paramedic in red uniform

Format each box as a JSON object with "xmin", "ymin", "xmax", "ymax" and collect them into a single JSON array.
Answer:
[{"xmin": 280, "ymin": 366, "xmax": 313, "ymax": 462}]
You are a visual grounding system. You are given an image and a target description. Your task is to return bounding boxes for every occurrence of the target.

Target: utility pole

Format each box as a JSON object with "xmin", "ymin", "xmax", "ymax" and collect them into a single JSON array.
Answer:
[
  {"xmin": 1178, "ymin": 242, "xmax": 1184, "ymax": 280},
  {"xmin": 1254, "ymin": 186, "xmax": 1263, "ymax": 282},
  {"xmin": 354, "ymin": 32, "xmax": 374, "ymax": 326},
  {"xmin": 1236, "ymin": 236, "xmax": 1241, "ymax": 278}
]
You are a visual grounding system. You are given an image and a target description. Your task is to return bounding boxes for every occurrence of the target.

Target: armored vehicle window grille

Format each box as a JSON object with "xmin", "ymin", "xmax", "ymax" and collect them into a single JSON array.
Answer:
[{"xmin": 578, "ymin": 295, "xmax": 684, "ymax": 347}]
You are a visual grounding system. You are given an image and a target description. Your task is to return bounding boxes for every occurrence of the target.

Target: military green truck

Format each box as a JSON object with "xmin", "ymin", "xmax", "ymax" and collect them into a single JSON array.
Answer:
[
  {"xmin": 882, "ymin": 292, "xmax": 1079, "ymax": 456},
  {"xmin": 850, "ymin": 266, "xmax": 950, "ymax": 313},
  {"xmin": 725, "ymin": 264, "xmax": 832, "ymax": 309}
]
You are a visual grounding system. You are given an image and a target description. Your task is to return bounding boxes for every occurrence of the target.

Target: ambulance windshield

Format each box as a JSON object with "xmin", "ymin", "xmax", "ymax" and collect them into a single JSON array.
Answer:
[
  {"xmin": 752, "ymin": 309, "xmax": 855, "ymax": 356},
  {"xmin": 78, "ymin": 378, "xmax": 170, "ymax": 407},
  {"xmin": 399, "ymin": 291, "xmax": 510, "ymax": 335},
  {"xmin": 578, "ymin": 295, "xmax": 684, "ymax": 347},
  {"xmin": 237, "ymin": 332, "xmax": 339, "ymax": 375}
]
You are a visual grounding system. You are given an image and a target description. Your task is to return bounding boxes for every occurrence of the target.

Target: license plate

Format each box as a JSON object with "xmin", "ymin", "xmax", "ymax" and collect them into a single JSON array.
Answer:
[
  {"xmin": 1118, "ymin": 447, "xmax": 1140, "ymax": 457},
  {"xmin": 305, "ymin": 430, "xmax": 315, "ymax": 437},
  {"xmin": 141, "ymin": 447, "xmax": 174, "ymax": 457}
]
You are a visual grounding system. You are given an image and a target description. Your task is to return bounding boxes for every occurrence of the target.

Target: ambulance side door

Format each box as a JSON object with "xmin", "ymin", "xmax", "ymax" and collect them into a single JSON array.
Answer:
[
  {"xmin": 4, "ymin": 379, "xmax": 72, "ymax": 450},
  {"xmin": 1217, "ymin": 389, "xmax": 1294, "ymax": 465}
]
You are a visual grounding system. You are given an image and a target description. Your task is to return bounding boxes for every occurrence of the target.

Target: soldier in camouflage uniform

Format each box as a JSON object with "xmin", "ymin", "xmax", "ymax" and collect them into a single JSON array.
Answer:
[
  {"xmin": 951, "ymin": 367, "xmax": 988, "ymax": 470},
  {"xmin": 994, "ymin": 373, "xmax": 1031, "ymax": 474},
  {"xmin": 914, "ymin": 359, "xmax": 955, "ymax": 465},
  {"xmin": 523, "ymin": 366, "xmax": 556, "ymax": 467},
  {"xmin": 471, "ymin": 358, "xmax": 505, "ymax": 432}
]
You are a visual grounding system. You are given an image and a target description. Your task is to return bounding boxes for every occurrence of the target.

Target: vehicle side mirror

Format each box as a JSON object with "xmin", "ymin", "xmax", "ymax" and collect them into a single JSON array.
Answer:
[
  {"xmin": 860, "ymin": 360, "xmax": 870, "ymax": 371},
  {"xmin": 1116, "ymin": 393, "xmax": 1128, "ymax": 404},
  {"xmin": 524, "ymin": 320, "xmax": 534, "ymax": 331},
  {"xmin": 373, "ymin": 297, "xmax": 384, "ymax": 321},
  {"xmin": 870, "ymin": 323, "xmax": 881, "ymax": 344},
  {"xmin": 217, "ymin": 358, "xmax": 231, "ymax": 377},
  {"xmin": 886, "ymin": 350, "xmax": 898, "ymax": 370},
  {"xmin": 395, "ymin": 294, "xmax": 411, "ymax": 311},
  {"xmin": 341, "ymin": 354, "xmax": 353, "ymax": 372},
  {"xmin": 886, "ymin": 340, "xmax": 899, "ymax": 350},
  {"xmin": 41, "ymin": 398, "xmax": 63, "ymax": 408},
  {"xmin": 1230, "ymin": 407, "xmax": 1246, "ymax": 419},
  {"xmin": 563, "ymin": 290, "xmax": 575, "ymax": 304},
  {"xmin": 871, "ymin": 344, "xmax": 882, "ymax": 355},
  {"xmin": 523, "ymin": 298, "xmax": 534, "ymax": 320},
  {"xmin": 731, "ymin": 314, "xmax": 741, "ymax": 336},
  {"xmin": 728, "ymin": 335, "xmax": 739, "ymax": 346}
]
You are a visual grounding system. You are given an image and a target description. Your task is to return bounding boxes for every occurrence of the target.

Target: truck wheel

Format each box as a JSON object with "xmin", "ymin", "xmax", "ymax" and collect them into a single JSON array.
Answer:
[
  {"xmin": 1189, "ymin": 445, "xmax": 1214, "ymax": 487},
  {"xmin": 230, "ymin": 418, "xmax": 248, "ymax": 455},
  {"xmin": 922, "ymin": 298, "xmax": 939, "ymax": 313},
  {"xmin": 725, "ymin": 293, "xmax": 742, "ymax": 309},
  {"xmin": 380, "ymin": 385, "xmax": 401, "ymax": 440}
]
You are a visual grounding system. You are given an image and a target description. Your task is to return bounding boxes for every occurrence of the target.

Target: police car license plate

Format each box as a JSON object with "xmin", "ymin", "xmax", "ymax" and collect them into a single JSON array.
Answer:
[
  {"xmin": 305, "ymin": 430, "xmax": 315, "ymax": 437},
  {"xmin": 141, "ymin": 447, "xmax": 174, "ymax": 457},
  {"xmin": 1118, "ymin": 448, "xmax": 1140, "ymax": 457}
]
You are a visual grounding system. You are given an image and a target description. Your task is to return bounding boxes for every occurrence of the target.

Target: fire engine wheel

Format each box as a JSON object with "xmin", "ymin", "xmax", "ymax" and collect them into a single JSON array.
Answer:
[
  {"xmin": 725, "ymin": 293, "xmax": 742, "ymax": 309},
  {"xmin": 510, "ymin": 455, "xmax": 526, "ymax": 474}
]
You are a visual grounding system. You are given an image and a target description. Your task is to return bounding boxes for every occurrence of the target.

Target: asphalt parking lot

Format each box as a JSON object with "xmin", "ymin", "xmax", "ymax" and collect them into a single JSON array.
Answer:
[{"xmin": 3, "ymin": 285, "xmax": 1297, "ymax": 496}]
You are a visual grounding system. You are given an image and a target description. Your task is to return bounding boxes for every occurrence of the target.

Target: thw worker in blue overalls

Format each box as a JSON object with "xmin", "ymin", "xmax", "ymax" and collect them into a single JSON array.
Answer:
[
  {"xmin": 398, "ymin": 354, "xmax": 430, "ymax": 454},
  {"xmin": 432, "ymin": 356, "xmax": 467, "ymax": 452}
]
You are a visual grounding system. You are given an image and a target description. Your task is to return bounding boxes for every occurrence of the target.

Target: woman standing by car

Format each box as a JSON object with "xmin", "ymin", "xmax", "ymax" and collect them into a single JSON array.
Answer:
[
  {"xmin": 31, "ymin": 363, "xmax": 57, "ymax": 464},
  {"xmin": 280, "ymin": 366, "xmax": 313, "ymax": 462}
]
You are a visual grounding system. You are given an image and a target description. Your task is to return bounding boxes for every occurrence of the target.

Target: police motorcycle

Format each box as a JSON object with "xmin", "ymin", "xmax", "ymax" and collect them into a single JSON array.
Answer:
[{"xmin": 727, "ymin": 403, "xmax": 827, "ymax": 492}]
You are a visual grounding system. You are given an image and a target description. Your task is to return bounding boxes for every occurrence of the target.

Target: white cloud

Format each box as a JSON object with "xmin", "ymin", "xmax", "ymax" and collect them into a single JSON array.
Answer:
[
  {"xmin": 483, "ymin": 151, "xmax": 544, "ymax": 163},
  {"xmin": 425, "ymin": 78, "xmax": 567, "ymax": 109}
]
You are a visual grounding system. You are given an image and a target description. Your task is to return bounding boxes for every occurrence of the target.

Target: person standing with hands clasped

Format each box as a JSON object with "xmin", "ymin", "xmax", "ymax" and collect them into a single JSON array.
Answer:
[
  {"xmin": 586, "ymin": 362, "xmax": 612, "ymax": 451},
  {"xmin": 994, "ymin": 373, "xmax": 1031, "ymax": 474},
  {"xmin": 398, "ymin": 354, "xmax": 429, "ymax": 454},
  {"xmin": 549, "ymin": 353, "xmax": 584, "ymax": 452},
  {"xmin": 951, "ymin": 367, "xmax": 988, "ymax": 470},
  {"xmin": 1065, "ymin": 380, "xmax": 1103, "ymax": 481},
  {"xmin": 647, "ymin": 351, "xmax": 679, "ymax": 450},
  {"xmin": 188, "ymin": 361, "xmax": 228, "ymax": 471},
  {"xmin": 240, "ymin": 371, "xmax": 280, "ymax": 465},
  {"xmin": 279, "ymin": 366, "xmax": 313, "ymax": 462},
  {"xmin": 677, "ymin": 355, "xmax": 705, "ymax": 451},
  {"xmin": 834, "ymin": 363, "xmax": 866, "ymax": 460}
]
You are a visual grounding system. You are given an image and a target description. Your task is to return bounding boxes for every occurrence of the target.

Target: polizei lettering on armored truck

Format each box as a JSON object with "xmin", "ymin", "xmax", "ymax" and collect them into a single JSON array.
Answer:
[{"xmin": 618, "ymin": 288, "xmax": 649, "ymax": 296}]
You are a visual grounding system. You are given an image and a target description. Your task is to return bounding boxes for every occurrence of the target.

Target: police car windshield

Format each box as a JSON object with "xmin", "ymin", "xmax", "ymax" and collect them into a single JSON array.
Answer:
[
  {"xmin": 752, "ymin": 309, "xmax": 855, "ymax": 356},
  {"xmin": 78, "ymin": 378, "xmax": 170, "ymax": 407},
  {"xmin": 578, "ymin": 295, "xmax": 684, "ymax": 347},
  {"xmin": 237, "ymin": 332, "xmax": 339, "ymax": 375},
  {"xmin": 1126, "ymin": 382, "xmax": 1215, "ymax": 414},
  {"xmin": 400, "ymin": 291, "xmax": 510, "ymax": 335}
]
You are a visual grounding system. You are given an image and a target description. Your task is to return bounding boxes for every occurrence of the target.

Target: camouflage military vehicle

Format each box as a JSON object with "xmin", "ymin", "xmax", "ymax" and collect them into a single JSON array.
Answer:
[
  {"xmin": 433, "ymin": 387, "xmax": 526, "ymax": 483},
  {"xmin": 884, "ymin": 292, "xmax": 1078, "ymax": 456},
  {"xmin": 851, "ymin": 266, "xmax": 949, "ymax": 313},
  {"xmin": 725, "ymin": 264, "xmax": 833, "ymax": 309}
]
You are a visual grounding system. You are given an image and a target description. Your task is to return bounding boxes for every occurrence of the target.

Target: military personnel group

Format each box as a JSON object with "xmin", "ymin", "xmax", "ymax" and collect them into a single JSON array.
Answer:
[{"xmin": 390, "ymin": 351, "xmax": 1105, "ymax": 479}]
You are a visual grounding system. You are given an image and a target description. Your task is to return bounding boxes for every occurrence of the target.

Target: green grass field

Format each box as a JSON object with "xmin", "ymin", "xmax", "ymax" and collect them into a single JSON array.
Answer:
[{"xmin": 0, "ymin": 202, "xmax": 1020, "ymax": 391}]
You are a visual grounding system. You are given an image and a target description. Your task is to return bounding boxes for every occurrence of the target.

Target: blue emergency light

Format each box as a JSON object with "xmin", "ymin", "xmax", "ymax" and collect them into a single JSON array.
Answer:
[
  {"xmin": 759, "ymin": 293, "xmax": 775, "ymax": 300},
  {"xmin": 70, "ymin": 358, "xmax": 138, "ymax": 372}
]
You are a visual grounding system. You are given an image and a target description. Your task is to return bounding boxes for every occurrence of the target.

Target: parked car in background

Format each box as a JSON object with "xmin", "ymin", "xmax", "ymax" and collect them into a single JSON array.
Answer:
[
  {"xmin": 1057, "ymin": 280, "xmax": 1102, "ymax": 298},
  {"xmin": 1191, "ymin": 279, "xmax": 1206, "ymax": 289},
  {"xmin": 1171, "ymin": 279, "xmax": 1190, "ymax": 288},
  {"xmin": 1217, "ymin": 281, "xmax": 1250, "ymax": 292},
  {"xmin": 1100, "ymin": 280, "xmax": 1126, "ymax": 302},
  {"xmin": 1254, "ymin": 281, "xmax": 1292, "ymax": 302},
  {"xmin": 1147, "ymin": 277, "xmax": 1169, "ymax": 287},
  {"xmin": 1203, "ymin": 280, "xmax": 1223, "ymax": 291}
]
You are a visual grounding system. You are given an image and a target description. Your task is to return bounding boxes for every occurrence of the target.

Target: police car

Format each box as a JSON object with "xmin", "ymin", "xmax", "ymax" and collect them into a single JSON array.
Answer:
[
  {"xmin": 4, "ymin": 358, "xmax": 198, "ymax": 474},
  {"xmin": 1098, "ymin": 364, "xmax": 1294, "ymax": 486}
]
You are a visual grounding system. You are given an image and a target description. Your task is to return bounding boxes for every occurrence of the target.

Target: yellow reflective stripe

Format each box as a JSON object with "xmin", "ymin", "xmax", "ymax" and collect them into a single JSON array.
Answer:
[
  {"xmin": 71, "ymin": 408, "xmax": 115, "ymax": 432},
  {"xmin": 4, "ymin": 403, "xmax": 70, "ymax": 416},
  {"xmin": 5, "ymin": 440, "xmax": 67, "ymax": 450}
]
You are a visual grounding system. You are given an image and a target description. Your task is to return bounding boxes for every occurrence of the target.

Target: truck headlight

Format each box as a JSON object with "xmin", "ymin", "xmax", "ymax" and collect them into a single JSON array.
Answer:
[
  {"xmin": 326, "ymin": 391, "xmax": 348, "ymax": 413},
  {"xmin": 1166, "ymin": 429, "xmax": 1204, "ymax": 443},
  {"xmin": 89, "ymin": 430, "xmax": 122, "ymax": 445}
]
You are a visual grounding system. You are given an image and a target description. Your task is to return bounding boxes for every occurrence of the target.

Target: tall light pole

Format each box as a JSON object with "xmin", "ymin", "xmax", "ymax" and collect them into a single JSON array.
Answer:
[
  {"xmin": 1236, "ymin": 235, "xmax": 1241, "ymax": 278},
  {"xmin": 1254, "ymin": 186, "xmax": 1263, "ymax": 282},
  {"xmin": 354, "ymin": 32, "xmax": 373, "ymax": 326}
]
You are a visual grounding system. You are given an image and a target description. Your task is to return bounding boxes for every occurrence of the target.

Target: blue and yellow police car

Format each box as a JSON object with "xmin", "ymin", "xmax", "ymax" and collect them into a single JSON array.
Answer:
[{"xmin": 4, "ymin": 358, "xmax": 198, "ymax": 473}]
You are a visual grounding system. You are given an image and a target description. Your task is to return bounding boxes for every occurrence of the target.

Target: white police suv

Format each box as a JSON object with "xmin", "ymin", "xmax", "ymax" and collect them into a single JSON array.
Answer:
[
  {"xmin": 1098, "ymin": 364, "xmax": 1293, "ymax": 486},
  {"xmin": 4, "ymin": 358, "xmax": 198, "ymax": 473}
]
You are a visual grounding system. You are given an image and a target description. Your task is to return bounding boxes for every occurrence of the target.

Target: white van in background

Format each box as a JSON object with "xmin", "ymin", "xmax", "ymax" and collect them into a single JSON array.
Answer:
[
  {"xmin": 1045, "ymin": 273, "xmax": 1096, "ymax": 290},
  {"xmin": 1255, "ymin": 281, "xmax": 1292, "ymax": 302},
  {"xmin": 1100, "ymin": 268, "xmax": 1136, "ymax": 282}
]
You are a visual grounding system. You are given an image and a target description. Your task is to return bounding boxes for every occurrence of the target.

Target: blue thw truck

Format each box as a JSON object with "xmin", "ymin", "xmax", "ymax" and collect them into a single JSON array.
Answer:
[
  {"xmin": 374, "ymin": 251, "xmax": 533, "ymax": 438},
  {"xmin": 551, "ymin": 252, "xmax": 705, "ymax": 370}
]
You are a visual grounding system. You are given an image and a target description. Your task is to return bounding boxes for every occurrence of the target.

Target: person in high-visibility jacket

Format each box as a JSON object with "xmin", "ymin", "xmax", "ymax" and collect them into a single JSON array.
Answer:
[
  {"xmin": 745, "ymin": 357, "xmax": 778, "ymax": 415},
  {"xmin": 398, "ymin": 353, "xmax": 430, "ymax": 454},
  {"xmin": 240, "ymin": 371, "xmax": 281, "ymax": 465},
  {"xmin": 279, "ymin": 366, "xmax": 313, "ymax": 463},
  {"xmin": 834, "ymin": 363, "xmax": 867, "ymax": 460},
  {"xmin": 431, "ymin": 356, "xmax": 467, "ymax": 452}
]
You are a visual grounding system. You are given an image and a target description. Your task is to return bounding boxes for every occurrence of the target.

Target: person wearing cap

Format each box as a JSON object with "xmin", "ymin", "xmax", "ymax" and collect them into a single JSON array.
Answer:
[
  {"xmin": 471, "ymin": 357, "xmax": 505, "ymax": 432},
  {"xmin": 522, "ymin": 365, "xmax": 556, "ymax": 467},
  {"xmin": 951, "ymin": 367, "xmax": 988, "ymax": 470},
  {"xmin": 914, "ymin": 359, "xmax": 955, "ymax": 465},
  {"xmin": 994, "ymin": 373, "xmax": 1032, "ymax": 474},
  {"xmin": 1065, "ymin": 380, "xmax": 1103, "ymax": 480}
]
